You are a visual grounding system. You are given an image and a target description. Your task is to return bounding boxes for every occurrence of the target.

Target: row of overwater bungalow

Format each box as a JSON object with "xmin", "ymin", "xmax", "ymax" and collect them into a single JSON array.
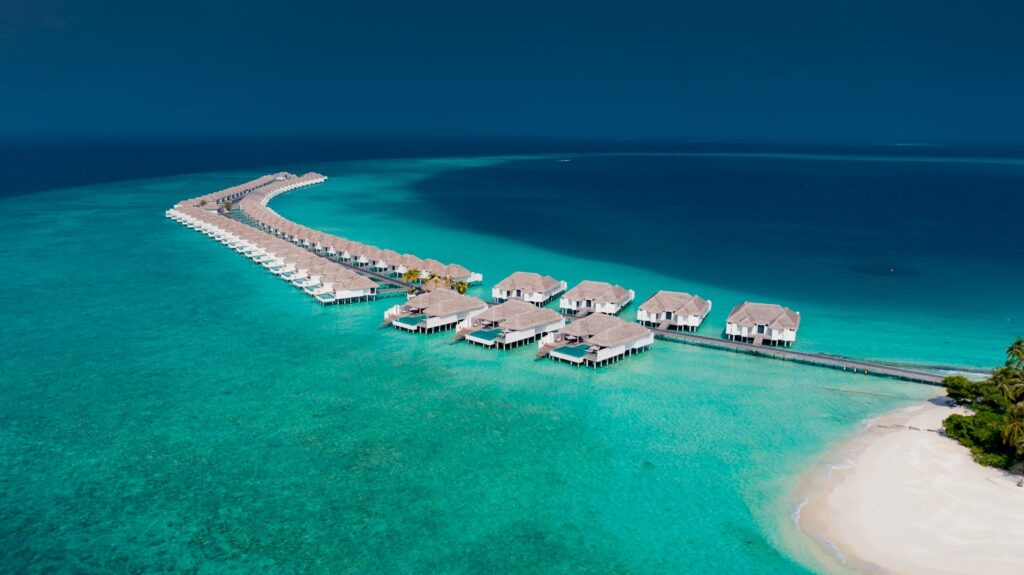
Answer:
[
  {"xmin": 384, "ymin": 268, "xmax": 801, "ymax": 367},
  {"xmin": 165, "ymin": 204, "xmax": 378, "ymax": 305},
  {"xmin": 235, "ymin": 175, "xmax": 482, "ymax": 285}
]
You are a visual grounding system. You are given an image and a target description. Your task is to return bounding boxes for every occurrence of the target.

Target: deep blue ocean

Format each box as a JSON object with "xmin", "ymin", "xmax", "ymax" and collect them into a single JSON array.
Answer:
[{"xmin": 1, "ymin": 137, "xmax": 1021, "ymax": 574}]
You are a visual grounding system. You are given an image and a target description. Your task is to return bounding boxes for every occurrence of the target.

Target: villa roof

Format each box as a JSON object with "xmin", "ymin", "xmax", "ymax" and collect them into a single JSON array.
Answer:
[
  {"xmin": 443, "ymin": 263, "xmax": 471, "ymax": 279},
  {"xmin": 639, "ymin": 290, "xmax": 711, "ymax": 316},
  {"xmin": 499, "ymin": 308, "xmax": 563, "ymax": 331},
  {"xmin": 586, "ymin": 323, "xmax": 651, "ymax": 348},
  {"xmin": 421, "ymin": 259, "xmax": 446, "ymax": 275},
  {"xmin": 557, "ymin": 313, "xmax": 650, "ymax": 348},
  {"xmin": 332, "ymin": 272, "xmax": 377, "ymax": 290},
  {"xmin": 726, "ymin": 302, "xmax": 800, "ymax": 330},
  {"xmin": 563, "ymin": 280, "xmax": 630, "ymax": 305},
  {"xmin": 494, "ymin": 271, "xmax": 562, "ymax": 293},
  {"xmin": 361, "ymin": 245, "xmax": 384, "ymax": 260},
  {"xmin": 476, "ymin": 299, "xmax": 538, "ymax": 322},
  {"xmin": 559, "ymin": 313, "xmax": 624, "ymax": 338},
  {"xmin": 399, "ymin": 254, "xmax": 424, "ymax": 268},
  {"xmin": 407, "ymin": 289, "xmax": 486, "ymax": 317}
]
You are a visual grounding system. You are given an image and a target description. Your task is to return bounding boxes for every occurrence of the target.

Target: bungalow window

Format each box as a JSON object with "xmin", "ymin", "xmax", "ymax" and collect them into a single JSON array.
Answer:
[
  {"xmin": 585, "ymin": 299, "xmax": 593, "ymax": 308},
  {"xmin": 757, "ymin": 325, "xmax": 766, "ymax": 334},
  {"xmin": 665, "ymin": 311, "xmax": 674, "ymax": 320}
]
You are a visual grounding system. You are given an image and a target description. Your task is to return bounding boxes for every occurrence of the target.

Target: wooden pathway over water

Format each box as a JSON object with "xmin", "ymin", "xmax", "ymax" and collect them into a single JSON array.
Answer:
[
  {"xmin": 647, "ymin": 326, "xmax": 946, "ymax": 385},
  {"xmin": 550, "ymin": 310, "xmax": 949, "ymax": 384}
]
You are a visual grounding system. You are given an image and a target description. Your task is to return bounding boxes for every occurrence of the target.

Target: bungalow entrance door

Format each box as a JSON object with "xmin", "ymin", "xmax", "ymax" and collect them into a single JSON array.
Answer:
[{"xmin": 585, "ymin": 299, "xmax": 593, "ymax": 309}]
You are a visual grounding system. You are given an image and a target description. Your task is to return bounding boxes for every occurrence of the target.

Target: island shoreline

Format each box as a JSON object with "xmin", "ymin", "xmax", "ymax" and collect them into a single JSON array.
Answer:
[{"xmin": 791, "ymin": 395, "xmax": 1024, "ymax": 575}]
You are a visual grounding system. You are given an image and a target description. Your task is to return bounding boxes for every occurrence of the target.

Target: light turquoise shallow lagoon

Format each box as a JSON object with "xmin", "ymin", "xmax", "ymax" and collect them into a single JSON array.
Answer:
[{"xmin": 0, "ymin": 155, "xmax": 1015, "ymax": 573}]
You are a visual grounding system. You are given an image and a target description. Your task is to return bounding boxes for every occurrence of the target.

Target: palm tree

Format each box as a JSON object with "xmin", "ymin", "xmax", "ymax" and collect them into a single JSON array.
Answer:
[
  {"xmin": 224, "ymin": 200, "xmax": 233, "ymax": 212},
  {"xmin": 422, "ymin": 273, "xmax": 445, "ymax": 291},
  {"xmin": 402, "ymin": 268, "xmax": 421, "ymax": 284},
  {"xmin": 1002, "ymin": 404, "xmax": 1024, "ymax": 455},
  {"xmin": 994, "ymin": 366, "xmax": 1024, "ymax": 404},
  {"xmin": 453, "ymin": 280, "xmax": 469, "ymax": 295},
  {"xmin": 1007, "ymin": 337, "xmax": 1024, "ymax": 369}
]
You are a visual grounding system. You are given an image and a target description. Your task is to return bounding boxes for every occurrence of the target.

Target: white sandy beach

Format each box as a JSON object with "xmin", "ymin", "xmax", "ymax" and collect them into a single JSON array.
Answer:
[{"xmin": 796, "ymin": 397, "xmax": 1024, "ymax": 575}]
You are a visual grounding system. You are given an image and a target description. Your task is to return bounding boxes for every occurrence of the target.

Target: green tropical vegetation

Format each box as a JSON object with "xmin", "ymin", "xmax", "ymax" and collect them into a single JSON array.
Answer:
[
  {"xmin": 417, "ymin": 273, "xmax": 468, "ymax": 294},
  {"xmin": 401, "ymin": 268, "xmax": 421, "ymax": 284},
  {"xmin": 943, "ymin": 337, "xmax": 1024, "ymax": 472},
  {"xmin": 223, "ymin": 200, "xmax": 233, "ymax": 211}
]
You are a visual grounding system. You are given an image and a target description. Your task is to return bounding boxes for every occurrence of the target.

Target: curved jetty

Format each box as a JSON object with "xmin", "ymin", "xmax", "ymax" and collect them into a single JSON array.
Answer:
[
  {"xmin": 235, "ymin": 175, "xmax": 482, "ymax": 284},
  {"xmin": 166, "ymin": 173, "xmax": 379, "ymax": 305},
  {"xmin": 166, "ymin": 172, "xmax": 483, "ymax": 308}
]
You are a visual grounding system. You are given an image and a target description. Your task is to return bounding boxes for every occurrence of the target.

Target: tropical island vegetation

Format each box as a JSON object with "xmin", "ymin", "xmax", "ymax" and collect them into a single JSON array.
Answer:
[
  {"xmin": 401, "ymin": 268, "xmax": 469, "ymax": 294},
  {"xmin": 942, "ymin": 337, "xmax": 1024, "ymax": 474}
]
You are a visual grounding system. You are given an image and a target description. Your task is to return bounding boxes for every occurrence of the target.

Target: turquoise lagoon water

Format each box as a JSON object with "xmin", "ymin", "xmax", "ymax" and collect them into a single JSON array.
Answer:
[{"xmin": 1, "ymin": 153, "xmax": 1018, "ymax": 574}]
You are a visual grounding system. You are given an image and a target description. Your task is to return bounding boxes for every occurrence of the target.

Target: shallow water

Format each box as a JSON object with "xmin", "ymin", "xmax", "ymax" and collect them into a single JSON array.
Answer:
[{"xmin": 0, "ymin": 153, "xmax": 1010, "ymax": 573}]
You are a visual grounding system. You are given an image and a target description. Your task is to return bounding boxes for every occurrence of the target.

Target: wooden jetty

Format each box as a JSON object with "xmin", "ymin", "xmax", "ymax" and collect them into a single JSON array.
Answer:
[
  {"xmin": 648, "ymin": 326, "xmax": 945, "ymax": 385},
  {"xmin": 552, "ymin": 309, "xmax": 948, "ymax": 384}
]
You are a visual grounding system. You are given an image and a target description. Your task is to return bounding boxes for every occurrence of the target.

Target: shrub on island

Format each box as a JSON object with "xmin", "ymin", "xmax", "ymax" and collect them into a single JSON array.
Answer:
[{"xmin": 942, "ymin": 337, "xmax": 1024, "ymax": 472}]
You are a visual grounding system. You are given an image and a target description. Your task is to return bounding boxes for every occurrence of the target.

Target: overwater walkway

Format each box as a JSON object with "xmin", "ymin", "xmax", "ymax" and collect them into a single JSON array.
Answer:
[
  {"xmin": 647, "ymin": 326, "xmax": 946, "ymax": 385},
  {"xmin": 551, "ymin": 309, "xmax": 948, "ymax": 384}
]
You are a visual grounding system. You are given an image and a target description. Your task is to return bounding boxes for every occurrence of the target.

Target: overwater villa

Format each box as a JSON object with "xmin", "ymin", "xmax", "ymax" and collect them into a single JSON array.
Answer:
[
  {"xmin": 313, "ymin": 271, "xmax": 378, "ymax": 305},
  {"xmin": 541, "ymin": 314, "xmax": 654, "ymax": 367},
  {"xmin": 636, "ymin": 290, "xmax": 712, "ymax": 331},
  {"xmin": 559, "ymin": 280, "xmax": 635, "ymax": 316},
  {"xmin": 492, "ymin": 271, "xmax": 567, "ymax": 305},
  {"xmin": 460, "ymin": 299, "xmax": 565, "ymax": 348},
  {"xmin": 385, "ymin": 289, "xmax": 488, "ymax": 333},
  {"xmin": 725, "ymin": 301, "xmax": 800, "ymax": 346}
]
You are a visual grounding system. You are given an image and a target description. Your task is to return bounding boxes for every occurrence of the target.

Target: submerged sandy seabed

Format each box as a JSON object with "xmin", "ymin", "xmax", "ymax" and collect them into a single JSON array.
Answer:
[{"xmin": 794, "ymin": 395, "xmax": 1024, "ymax": 575}]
